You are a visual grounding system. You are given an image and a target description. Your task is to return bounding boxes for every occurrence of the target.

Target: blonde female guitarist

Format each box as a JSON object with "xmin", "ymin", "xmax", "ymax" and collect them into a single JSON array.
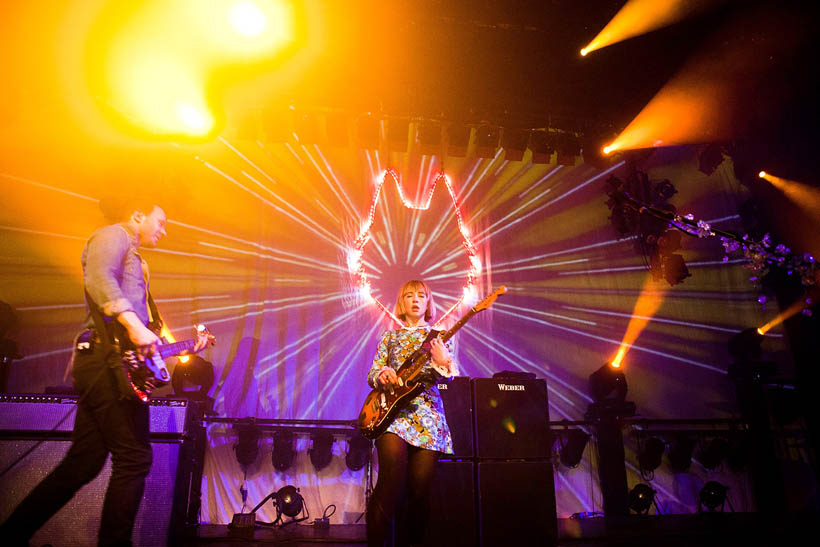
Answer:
[{"xmin": 365, "ymin": 279, "xmax": 458, "ymax": 547}]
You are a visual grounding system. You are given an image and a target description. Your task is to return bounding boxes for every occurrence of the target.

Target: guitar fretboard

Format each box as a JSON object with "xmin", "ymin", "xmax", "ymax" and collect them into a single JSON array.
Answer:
[{"xmin": 158, "ymin": 339, "xmax": 197, "ymax": 359}]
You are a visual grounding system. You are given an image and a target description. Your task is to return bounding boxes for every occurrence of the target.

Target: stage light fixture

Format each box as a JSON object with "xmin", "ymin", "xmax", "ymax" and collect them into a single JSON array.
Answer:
[
  {"xmin": 698, "ymin": 143, "xmax": 724, "ymax": 175},
  {"xmin": 728, "ymin": 327, "xmax": 763, "ymax": 362},
  {"xmin": 556, "ymin": 133, "xmax": 581, "ymax": 166},
  {"xmin": 628, "ymin": 484, "xmax": 656, "ymax": 515},
  {"xmin": 529, "ymin": 131, "xmax": 556, "ymax": 164},
  {"xmin": 272, "ymin": 430, "xmax": 296, "ymax": 471},
  {"xmin": 357, "ymin": 116, "xmax": 380, "ymax": 149},
  {"xmin": 588, "ymin": 362, "xmax": 628, "ymax": 403},
  {"xmin": 309, "ymin": 430, "xmax": 334, "ymax": 471},
  {"xmin": 274, "ymin": 485, "xmax": 305, "ymax": 518},
  {"xmin": 638, "ymin": 436, "xmax": 666, "ymax": 473},
  {"xmin": 387, "ymin": 119, "xmax": 410, "ymax": 152},
  {"xmin": 650, "ymin": 253, "xmax": 691, "ymax": 286},
  {"xmin": 501, "ymin": 128, "xmax": 530, "ymax": 162},
  {"xmin": 171, "ymin": 354, "xmax": 214, "ymax": 399},
  {"xmin": 475, "ymin": 125, "xmax": 500, "ymax": 158},
  {"xmin": 244, "ymin": 484, "xmax": 307, "ymax": 528},
  {"xmin": 697, "ymin": 437, "xmax": 729, "ymax": 470},
  {"xmin": 667, "ymin": 435, "xmax": 696, "ymax": 473},
  {"xmin": 416, "ymin": 121, "xmax": 442, "ymax": 155},
  {"xmin": 446, "ymin": 124, "xmax": 471, "ymax": 157},
  {"xmin": 294, "ymin": 111, "xmax": 320, "ymax": 144},
  {"xmin": 234, "ymin": 424, "xmax": 261, "ymax": 469},
  {"xmin": 345, "ymin": 433, "xmax": 372, "ymax": 471},
  {"xmin": 261, "ymin": 107, "xmax": 291, "ymax": 142},
  {"xmin": 699, "ymin": 481, "xmax": 729, "ymax": 512},
  {"xmin": 559, "ymin": 429, "xmax": 590, "ymax": 468},
  {"xmin": 325, "ymin": 114, "xmax": 349, "ymax": 147}
]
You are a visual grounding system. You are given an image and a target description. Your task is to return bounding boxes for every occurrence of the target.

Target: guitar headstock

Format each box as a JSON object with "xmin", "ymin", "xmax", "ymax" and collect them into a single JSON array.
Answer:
[
  {"xmin": 472, "ymin": 286, "xmax": 507, "ymax": 313},
  {"xmin": 195, "ymin": 324, "xmax": 216, "ymax": 347}
]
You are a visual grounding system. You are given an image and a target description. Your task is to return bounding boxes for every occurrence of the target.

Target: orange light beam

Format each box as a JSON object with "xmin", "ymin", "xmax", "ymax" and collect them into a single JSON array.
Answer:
[
  {"xmin": 603, "ymin": 5, "xmax": 805, "ymax": 153},
  {"xmin": 758, "ymin": 297, "xmax": 810, "ymax": 334},
  {"xmin": 759, "ymin": 172, "xmax": 820, "ymax": 223},
  {"xmin": 580, "ymin": 0, "xmax": 719, "ymax": 56},
  {"xmin": 611, "ymin": 274, "xmax": 668, "ymax": 367}
]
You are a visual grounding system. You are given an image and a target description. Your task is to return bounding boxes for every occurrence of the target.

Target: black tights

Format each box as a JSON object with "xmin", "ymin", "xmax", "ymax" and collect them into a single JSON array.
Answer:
[{"xmin": 366, "ymin": 433, "xmax": 439, "ymax": 547}]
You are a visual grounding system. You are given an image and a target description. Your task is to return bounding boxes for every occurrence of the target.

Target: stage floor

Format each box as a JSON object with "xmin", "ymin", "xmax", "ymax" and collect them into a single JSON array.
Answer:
[{"xmin": 179, "ymin": 512, "xmax": 819, "ymax": 546}]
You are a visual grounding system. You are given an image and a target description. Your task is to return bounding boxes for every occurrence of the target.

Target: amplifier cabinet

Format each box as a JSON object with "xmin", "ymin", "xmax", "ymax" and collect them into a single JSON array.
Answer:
[
  {"xmin": 0, "ymin": 394, "xmax": 191, "ymax": 435},
  {"xmin": 0, "ymin": 394, "xmax": 202, "ymax": 546},
  {"xmin": 477, "ymin": 460, "xmax": 557, "ymax": 546},
  {"xmin": 437, "ymin": 376, "xmax": 474, "ymax": 458},
  {"xmin": 472, "ymin": 378, "xmax": 550, "ymax": 459},
  {"xmin": 392, "ymin": 460, "xmax": 476, "ymax": 547}
]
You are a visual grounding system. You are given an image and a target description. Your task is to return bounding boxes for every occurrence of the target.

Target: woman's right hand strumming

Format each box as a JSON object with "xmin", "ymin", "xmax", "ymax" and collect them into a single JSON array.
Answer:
[{"xmin": 377, "ymin": 367, "xmax": 399, "ymax": 388}]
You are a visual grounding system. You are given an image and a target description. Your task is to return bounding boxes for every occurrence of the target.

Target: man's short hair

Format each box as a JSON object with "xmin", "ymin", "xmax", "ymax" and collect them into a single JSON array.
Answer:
[{"xmin": 98, "ymin": 195, "xmax": 160, "ymax": 223}]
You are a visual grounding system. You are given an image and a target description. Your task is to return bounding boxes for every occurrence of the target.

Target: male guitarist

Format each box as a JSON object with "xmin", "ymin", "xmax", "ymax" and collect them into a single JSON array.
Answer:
[
  {"xmin": 365, "ymin": 279, "xmax": 457, "ymax": 547},
  {"xmin": 1, "ymin": 197, "xmax": 207, "ymax": 546}
]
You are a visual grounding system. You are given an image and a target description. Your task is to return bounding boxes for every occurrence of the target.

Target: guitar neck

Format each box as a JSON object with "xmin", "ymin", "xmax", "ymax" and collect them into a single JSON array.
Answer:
[
  {"xmin": 158, "ymin": 339, "xmax": 196, "ymax": 359},
  {"xmin": 439, "ymin": 308, "xmax": 477, "ymax": 343}
]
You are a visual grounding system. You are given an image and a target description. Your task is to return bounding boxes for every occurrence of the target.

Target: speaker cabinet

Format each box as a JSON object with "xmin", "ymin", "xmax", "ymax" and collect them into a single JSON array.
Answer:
[
  {"xmin": 437, "ymin": 377, "xmax": 474, "ymax": 458},
  {"xmin": 0, "ymin": 394, "xmax": 191, "ymax": 435},
  {"xmin": 477, "ymin": 461, "xmax": 557, "ymax": 546},
  {"xmin": 0, "ymin": 438, "xmax": 184, "ymax": 546},
  {"xmin": 472, "ymin": 378, "xmax": 550, "ymax": 459},
  {"xmin": 393, "ymin": 460, "xmax": 476, "ymax": 547},
  {"xmin": 0, "ymin": 395, "xmax": 202, "ymax": 546}
]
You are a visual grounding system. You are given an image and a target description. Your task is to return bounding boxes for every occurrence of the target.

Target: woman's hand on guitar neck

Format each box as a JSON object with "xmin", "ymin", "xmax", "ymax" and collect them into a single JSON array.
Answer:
[{"xmin": 430, "ymin": 337, "xmax": 453, "ymax": 375}]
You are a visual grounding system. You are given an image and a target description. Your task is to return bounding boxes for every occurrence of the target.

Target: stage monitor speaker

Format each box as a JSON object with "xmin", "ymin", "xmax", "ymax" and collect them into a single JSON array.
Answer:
[
  {"xmin": 437, "ymin": 376, "xmax": 474, "ymax": 458},
  {"xmin": 0, "ymin": 394, "xmax": 191, "ymax": 435},
  {"xmin": 392, "ymin": 460, "xmax": 476, "ymax": 547},
  {"xmin": 0, "ymin": 394, "xmax": 200, "ymax": 546},
  {"xmin": 472, "ymin": 378, "xmax": 550, "ymax": 459},
  {"xmin": 477, "ymin": 461, "xmax": 557, "ymax": 547}
]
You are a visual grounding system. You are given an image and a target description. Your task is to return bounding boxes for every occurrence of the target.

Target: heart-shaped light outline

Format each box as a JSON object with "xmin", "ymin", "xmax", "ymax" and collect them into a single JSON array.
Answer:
[{"xmin": 348, "ymin": 168, "xmax": 481, "ymax": 327}]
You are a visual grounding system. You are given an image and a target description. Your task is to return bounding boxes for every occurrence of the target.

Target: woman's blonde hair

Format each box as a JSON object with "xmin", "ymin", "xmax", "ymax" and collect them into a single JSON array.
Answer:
[{"xmin": 393, "ymin": 280, "xmax": 435, "ymax": 323}]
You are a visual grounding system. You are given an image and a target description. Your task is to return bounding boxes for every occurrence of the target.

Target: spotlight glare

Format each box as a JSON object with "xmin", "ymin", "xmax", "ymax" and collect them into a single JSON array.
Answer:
[
  {"xmin": 230, "ymin": 1, "xmax": 268, "ymax": 37},
  {"xmin": 603, "ymin": 145, "xmax": 613, "ymax": 155},
  {"xmin": 581, "ymin": 48, "xmax": 589, "ymax": 56},
  {"xmin": 758, "ymin": 171, "xmax": 767, "ymax": 178},
  {"xmin": 177, "ymin": 103, "xmax": 212, "ymax": 134},
  {"xmin": 756, "ymin": 327, "xmax": 765, "ymax": 335}
]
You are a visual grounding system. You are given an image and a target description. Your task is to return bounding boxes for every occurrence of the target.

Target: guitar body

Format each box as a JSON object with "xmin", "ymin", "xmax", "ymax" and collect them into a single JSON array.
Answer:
[
  {"xmin": 110, "ymin": 323, "xmax": 214, "ymax": 403},
  {"xmin": 118, "ymin": 346, "xmax": 171, "ymax": 403},
  {"xmin": 358, "ymin": 330, "xmax": 439, "ymax": 439}
]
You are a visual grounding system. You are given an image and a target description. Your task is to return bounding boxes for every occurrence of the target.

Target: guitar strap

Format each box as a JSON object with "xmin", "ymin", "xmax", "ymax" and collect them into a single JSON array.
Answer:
[{"xmin": 83, "ymin": 290, "xmax": 138, "ymax": 401}]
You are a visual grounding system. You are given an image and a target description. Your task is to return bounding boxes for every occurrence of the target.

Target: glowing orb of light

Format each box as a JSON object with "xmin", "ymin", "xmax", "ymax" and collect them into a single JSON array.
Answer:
[
  {"xmin": 229, "ymin": 1, "xmax": 268, "ymax": 37},
  {"xmin": 177, "ymin": 103, "xmax": 213, "ymax": 135},
  {"xmin": 758, "ymin": 171, "xmax": 767, "ymax": 178}
]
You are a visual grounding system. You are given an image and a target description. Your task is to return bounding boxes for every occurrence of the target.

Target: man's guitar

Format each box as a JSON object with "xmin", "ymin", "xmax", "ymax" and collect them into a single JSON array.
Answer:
[
  {"xmin": 114, "ymin": 324, "xmax": 214, "ymax": 403},
  {"xmin": 357, "ymin": 286, "xmax": 506, "ymax": 439}
]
